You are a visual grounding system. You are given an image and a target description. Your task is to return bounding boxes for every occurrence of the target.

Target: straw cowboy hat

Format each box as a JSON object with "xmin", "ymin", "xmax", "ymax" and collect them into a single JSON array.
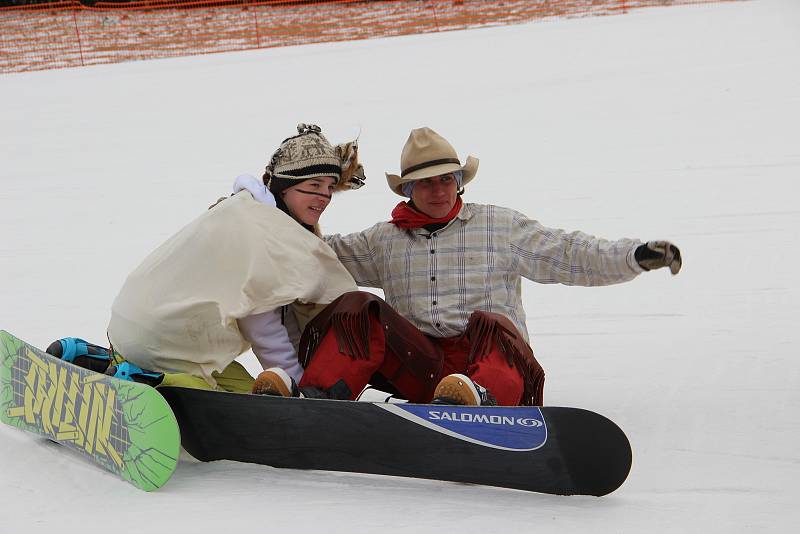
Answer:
[{"xmin": 386, "ymin": 127, "xmax": 479, "ymax": 196}]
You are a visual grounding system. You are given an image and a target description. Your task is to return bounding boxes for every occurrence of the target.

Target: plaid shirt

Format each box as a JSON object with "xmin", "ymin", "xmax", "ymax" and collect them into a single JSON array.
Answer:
[{"xmin": 324, "ymin": 203, "xmax": 643, "ymax": 341}]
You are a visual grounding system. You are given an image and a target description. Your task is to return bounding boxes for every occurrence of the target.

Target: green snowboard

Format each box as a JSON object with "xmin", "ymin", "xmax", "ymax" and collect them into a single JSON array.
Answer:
[{"xmin": 0, "ymin": 330, "xmax": 180, "ymax": 491}]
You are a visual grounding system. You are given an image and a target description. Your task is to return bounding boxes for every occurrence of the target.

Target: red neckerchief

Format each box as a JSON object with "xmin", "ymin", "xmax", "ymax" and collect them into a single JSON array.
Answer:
[{"xmin": 389, "ymin": 197, "xmax": 463, "ymax": 229}]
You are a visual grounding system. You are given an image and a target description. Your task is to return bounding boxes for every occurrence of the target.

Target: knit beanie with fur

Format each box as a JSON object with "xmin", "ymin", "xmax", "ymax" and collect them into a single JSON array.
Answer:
[{"xmin": 263, "ymin": 124, "xmax": 342, "ymax": 196}]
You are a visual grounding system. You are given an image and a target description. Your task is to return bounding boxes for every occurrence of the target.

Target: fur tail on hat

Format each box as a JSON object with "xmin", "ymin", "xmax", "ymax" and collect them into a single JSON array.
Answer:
[{"xmin": 336, "ymin": 140, "xmax": 366, "ymax": 191}]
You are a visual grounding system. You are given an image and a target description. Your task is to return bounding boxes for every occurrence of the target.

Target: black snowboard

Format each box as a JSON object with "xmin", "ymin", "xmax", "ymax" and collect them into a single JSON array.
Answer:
[{"xmin": 159, "ymin": 386, "xmax": 631, "ymax": 496}]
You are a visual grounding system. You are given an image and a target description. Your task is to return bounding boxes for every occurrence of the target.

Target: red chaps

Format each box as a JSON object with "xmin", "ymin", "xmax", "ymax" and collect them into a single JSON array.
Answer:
[{"xmin": 298, "ymin": 292, "xmax": 545, "ymax": 406}]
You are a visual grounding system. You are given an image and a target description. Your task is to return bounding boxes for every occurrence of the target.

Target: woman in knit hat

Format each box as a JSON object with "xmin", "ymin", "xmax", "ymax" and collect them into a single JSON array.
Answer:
[
  {"xmin": 100, "ymin": 124, "xmax": 365, "ymax": 391},
  {"xmin": 233, "ymin": 123, "xmax": 365, "ymax": 235}
]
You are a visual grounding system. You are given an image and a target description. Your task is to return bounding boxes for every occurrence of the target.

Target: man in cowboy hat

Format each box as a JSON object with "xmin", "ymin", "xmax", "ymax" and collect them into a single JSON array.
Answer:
[{"xmin": 254, "ymin": 127, "xmax": 682, "ymax": 406}]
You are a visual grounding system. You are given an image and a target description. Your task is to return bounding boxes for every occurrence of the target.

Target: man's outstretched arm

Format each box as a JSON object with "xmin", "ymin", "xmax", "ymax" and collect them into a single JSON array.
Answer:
[{"xmin": 510, "ymin": 210, "xmax": 681, "ymax": 286}]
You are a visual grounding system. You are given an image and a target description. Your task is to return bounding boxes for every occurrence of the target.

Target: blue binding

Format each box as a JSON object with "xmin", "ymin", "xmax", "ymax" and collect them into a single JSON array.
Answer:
[
  {"xmin": 111, "ymin": 362, "xmax": 163, "ymax": 382},
  {"xmin": 58, "ymin": 337, "xmax": 109, "ymax": 363}
]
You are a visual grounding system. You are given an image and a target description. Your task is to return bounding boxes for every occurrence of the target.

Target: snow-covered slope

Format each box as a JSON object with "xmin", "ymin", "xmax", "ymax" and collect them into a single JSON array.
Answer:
[{"xmin": 1, "ymin": 0, "xmax": 798, "ymax": 532}]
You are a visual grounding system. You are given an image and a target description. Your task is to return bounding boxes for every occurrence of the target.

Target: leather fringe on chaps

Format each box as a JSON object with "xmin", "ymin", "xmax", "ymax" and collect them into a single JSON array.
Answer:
[
  {"xmin": 299, "ymin": 291, "xmax": 443, "ymax": 386},
  {"xmin": 463, "ymin": 311, "xmax": 545, "ymax": 406},
  {"xmin": 299, "ymin": 291, "xmax": 545, "ymax": 405}
]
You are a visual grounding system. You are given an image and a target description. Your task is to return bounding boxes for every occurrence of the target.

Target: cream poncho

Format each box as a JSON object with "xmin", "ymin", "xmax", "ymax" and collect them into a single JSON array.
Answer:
[{"xmin": 107, "ymin": 191, "xmax": 357, "ymax": 386}]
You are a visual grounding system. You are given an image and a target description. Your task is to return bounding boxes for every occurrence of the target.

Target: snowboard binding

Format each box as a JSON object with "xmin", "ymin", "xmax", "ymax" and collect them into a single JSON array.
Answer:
[{"xmin": 46, "ymin": 337, "xmax": 111, "ymax": 373}]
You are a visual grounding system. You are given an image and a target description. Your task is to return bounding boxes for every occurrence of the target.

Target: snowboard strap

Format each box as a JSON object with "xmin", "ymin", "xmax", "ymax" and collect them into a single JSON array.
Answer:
[
  {"xmin": 106, "ymin": 362, "xmax": 164, "ymax": 387},
  {"xmin": 53, "ymin": 337, "xmax": 111, "ymax": 363}
]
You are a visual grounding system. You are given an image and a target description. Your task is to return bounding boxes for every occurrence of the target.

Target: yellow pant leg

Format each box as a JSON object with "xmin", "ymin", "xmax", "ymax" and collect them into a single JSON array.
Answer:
[
  {"xmin": 159, "ymin": 373, "xmax": 217, "ymax": 390},
  {"xmin": 111, "ymin": 347, "xmax": 254, "ymax": 393},
  {"xmin": 212, "ymin": 361, "xmax": 255, "ymax": 393},
  {"xmin": 158, "ymin": 361, "xmax": 255, "ymax": 393}
]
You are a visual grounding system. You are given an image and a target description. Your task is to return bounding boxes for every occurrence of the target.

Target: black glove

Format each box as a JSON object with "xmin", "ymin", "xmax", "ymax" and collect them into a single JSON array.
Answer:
[{"xmin": 635, "ymin": 241, "xmax": 682, "ymax": 275}]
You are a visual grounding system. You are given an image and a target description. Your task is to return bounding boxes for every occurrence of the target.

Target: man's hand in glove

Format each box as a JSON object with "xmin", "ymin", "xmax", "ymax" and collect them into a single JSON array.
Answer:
[{"xmin": 635, "ymin": 241, "xmax": 682, "ymax": 275}]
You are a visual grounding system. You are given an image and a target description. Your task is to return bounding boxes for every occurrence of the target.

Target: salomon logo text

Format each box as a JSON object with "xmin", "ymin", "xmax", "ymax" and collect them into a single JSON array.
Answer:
[{"xmin": 428, "ymin": 410, "xmax": 542, "ymax": 427}]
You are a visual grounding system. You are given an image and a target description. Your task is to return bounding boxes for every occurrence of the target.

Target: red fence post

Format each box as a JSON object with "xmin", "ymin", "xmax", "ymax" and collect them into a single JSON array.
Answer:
[
  {"xmin": 72, "ymin": 5, "xmax": 85, "ymax": 67},
  {"xmin": 431, "ymin": 1, "xmax": 441, "ymax": 32}
]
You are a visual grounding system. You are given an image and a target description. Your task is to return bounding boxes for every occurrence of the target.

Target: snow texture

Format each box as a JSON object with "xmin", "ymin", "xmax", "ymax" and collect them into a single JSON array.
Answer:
[{"xmin": 1, "ymin": 0, "xmax": 799, "ymax": 532}]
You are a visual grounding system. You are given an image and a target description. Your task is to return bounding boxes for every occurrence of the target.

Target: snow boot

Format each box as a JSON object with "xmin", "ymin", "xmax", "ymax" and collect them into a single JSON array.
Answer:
[
  {"xmin": 252, "ymin": 367, "xmax": 299, "ymax": 397},
  {"xmin": 253, "ymin": 368, "xmax": 352, "ymax": 400},
  {"xmin": 432, "ymin": 374, "xmax": 497, "ymax": 406}
]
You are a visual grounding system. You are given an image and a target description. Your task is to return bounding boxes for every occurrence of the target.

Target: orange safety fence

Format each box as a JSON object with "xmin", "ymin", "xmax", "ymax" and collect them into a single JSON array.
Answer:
[{"xmin": 1, "ymin": 0, "xmax": 739, "ymax": 74}]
